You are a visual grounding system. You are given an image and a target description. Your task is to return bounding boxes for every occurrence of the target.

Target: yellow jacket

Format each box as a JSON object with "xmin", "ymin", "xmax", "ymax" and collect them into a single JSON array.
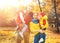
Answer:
[
  {"xmin": 30, "ymin": 21, "xmax": 40, "ymax": 35},
  {"xmin": 40, "ymin": 15, "xmax": 48, "ymax": 28}
]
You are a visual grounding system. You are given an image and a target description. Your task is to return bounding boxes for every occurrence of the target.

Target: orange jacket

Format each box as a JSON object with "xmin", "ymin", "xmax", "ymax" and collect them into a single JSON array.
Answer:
[
  {"xmin": 16, "ymin": 10, "xmax": 25, "ymax": 31},
  {"xmin": 16, "ymin": 10, "xmax": 24, "ymax": 24},
  {"xmin": 16, "ymin": 11, "xmax": 33, "ymax": 32}
]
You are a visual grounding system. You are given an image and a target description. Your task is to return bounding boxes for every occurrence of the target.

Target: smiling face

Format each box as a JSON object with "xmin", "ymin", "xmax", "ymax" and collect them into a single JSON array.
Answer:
[
  {"xmin": 27, "ymin": 6, "xmax": 33, "ymax": 12},
  {"xmin": 33, "ymin": 13, "xmax": 38, "ymax": 20}
]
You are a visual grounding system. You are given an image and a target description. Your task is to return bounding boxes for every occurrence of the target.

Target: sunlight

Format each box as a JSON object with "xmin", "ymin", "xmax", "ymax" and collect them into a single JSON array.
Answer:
[
  {"xmin": 19, "ymin": 0, "xmax": 32, "ymax": 6},
  {"xmin": 0, "ymin": 0, "xmax": 19, "ymax": 9},
  {"xmin": 39, "ymin": 0, "xmax": 43, "ymax": 3},
  {"xmin": 0, "ymin": 0, "xmax": 33, "ymax": 9},
  {"xmin": 0, "ymin": 0, "xmax": 6, "ymax": 9},
  {"xmin": 7, "ymin": 0, "xmax": 19, "ymax": 7}
]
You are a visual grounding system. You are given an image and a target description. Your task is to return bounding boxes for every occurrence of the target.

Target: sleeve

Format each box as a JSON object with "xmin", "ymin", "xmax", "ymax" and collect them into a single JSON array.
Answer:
[
  {"xmin": 43, "ymin": 19, "xmax": 46, "ymax": 26},
  {"xmin": 43, "ymin": 15, "xmax": 48, "ymax": 28},
  {"xmin": 19, "ymin": 12, "xmax": 25, "ymax": 23},
  {"xmin": 29, "ymin": 22, "xmax": 36, "ymax": 33},
  {"xmin": 40, "ymin": 18, "xmax": 43, "ymax": 27},
  {"xmin": 43, "ymin": 15, "xmax": 48, "ymax": 26}
]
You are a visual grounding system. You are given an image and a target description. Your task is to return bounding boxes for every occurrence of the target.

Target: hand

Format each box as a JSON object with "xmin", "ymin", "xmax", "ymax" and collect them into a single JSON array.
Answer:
[
  {"xmin": 40, "ymin": 29, "xmax": 42, "ymax": 32},
  {"xmin": 41, "ymin": 25, "xmax": 44, "ymax": 27},
  {"xmin": 19, "ymin": 23, "xmax": 24, "ymax": 28},
  {"xmin": 41, "ymin": 25, "xmax": 44, "ymax": 28}
]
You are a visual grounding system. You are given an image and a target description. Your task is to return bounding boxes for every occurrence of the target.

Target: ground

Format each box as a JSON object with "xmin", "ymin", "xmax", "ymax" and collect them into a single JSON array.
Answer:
[{"xmin": 0, "ymin": 27, "xmax": 60, "ymax": 43}]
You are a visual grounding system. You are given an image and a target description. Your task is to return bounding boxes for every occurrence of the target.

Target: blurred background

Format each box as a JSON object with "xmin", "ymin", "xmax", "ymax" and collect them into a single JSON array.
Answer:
[
  {"xmin": 0, "ymin": 0, "xmax": 60, "ymax": 27},
  {"xmin": 0, "ymin": 0, "xmax": 60, "ymax": 43}
]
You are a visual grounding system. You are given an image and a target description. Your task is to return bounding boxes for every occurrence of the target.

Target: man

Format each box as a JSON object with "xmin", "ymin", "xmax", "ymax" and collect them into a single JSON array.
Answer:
[{"xmin": 16, "ymin": 6, "xmax": 33, "ymax": 43}]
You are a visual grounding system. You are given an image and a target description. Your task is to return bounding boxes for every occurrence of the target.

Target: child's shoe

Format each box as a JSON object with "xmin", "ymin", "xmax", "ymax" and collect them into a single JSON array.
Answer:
[{"xmin": 39, "ymin": 38, "xmax": 44, "ymax": 43}]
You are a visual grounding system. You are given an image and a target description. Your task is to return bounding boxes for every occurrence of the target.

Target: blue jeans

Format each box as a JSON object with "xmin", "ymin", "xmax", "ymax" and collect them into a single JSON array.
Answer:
[{"xmin": 34, "ymin": 33, "xmax": 46, "ymax": 43}]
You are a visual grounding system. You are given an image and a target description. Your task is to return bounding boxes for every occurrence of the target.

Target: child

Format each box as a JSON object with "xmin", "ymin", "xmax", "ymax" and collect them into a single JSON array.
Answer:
[
  {"xmin": 30, "ymin": 12, "xmax": 41, "ymax": 43},
  {"xmin": 39, "ymin": 12, "xmax": 48, "ymax": 43}
]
